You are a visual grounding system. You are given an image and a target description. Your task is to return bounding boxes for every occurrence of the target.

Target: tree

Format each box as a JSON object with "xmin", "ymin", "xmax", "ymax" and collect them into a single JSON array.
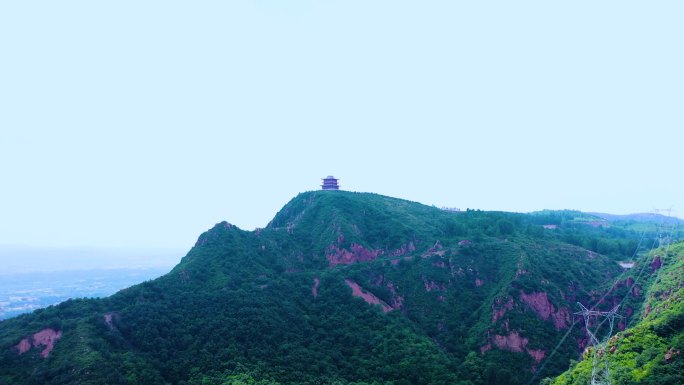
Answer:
[{"xmin": 497, "ymin": 220, "xmax": 515, "ymax": 236}]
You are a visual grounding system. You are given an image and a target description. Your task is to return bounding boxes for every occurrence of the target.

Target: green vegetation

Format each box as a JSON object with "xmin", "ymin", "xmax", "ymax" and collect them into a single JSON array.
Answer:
[
  {"xmin": 0, "ymin": 191, "xmax": 678, "ymax": 385},
  {"xmin": 548, "ymin": 242, "xmax": 684, "ymax": 385}
]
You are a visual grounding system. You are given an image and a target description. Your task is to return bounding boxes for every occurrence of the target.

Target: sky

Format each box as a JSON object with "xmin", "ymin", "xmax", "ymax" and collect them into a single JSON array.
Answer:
[{"xmin": 1, "ymin": 1, "xmax": 682, "ymax": 252}]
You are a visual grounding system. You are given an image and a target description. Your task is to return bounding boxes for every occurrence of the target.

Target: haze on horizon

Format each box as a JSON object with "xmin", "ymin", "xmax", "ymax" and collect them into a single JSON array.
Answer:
[{"xmin": 1, "ymin": 1, "xmax": 682, "ymax": 252}]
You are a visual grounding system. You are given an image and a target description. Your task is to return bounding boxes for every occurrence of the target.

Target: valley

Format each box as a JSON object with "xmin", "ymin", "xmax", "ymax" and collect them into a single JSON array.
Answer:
[{"xmin": 0, "ymin": 268, "xmax": 171, "ymax": 320}]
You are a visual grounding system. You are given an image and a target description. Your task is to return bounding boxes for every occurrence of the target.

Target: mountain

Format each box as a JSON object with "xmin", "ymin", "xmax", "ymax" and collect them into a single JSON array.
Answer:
[
  {"xmin": 585, "ymin": 212, "xmax": 684, "ymax": 241},
  {"xmin": 0, "ymin": 191, "xmax": 670, "ymax": 385},
  {"xmin": 587, "ymin": 212, "xmax": 684, "ymax": 225},
  {"xmin": 548, "ymin": 241, "xmax": 684, "ymax": 385}
]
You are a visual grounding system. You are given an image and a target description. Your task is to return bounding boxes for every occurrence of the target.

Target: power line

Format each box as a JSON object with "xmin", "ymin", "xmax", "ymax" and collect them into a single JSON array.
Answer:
[
  {"xmin": 575, "ymin": 211, "xmax": 676, "ymax": 384},
  {"xmin": 574, "ymin": 304, "xmax": 623, "ymax": 385},
  {"xmin": 525, "ymin": 210, "xmax": 677, "ymax": 385},
  {"xmin": 524, "ymin": 225, "xmax": 649, "ymax": 385}
]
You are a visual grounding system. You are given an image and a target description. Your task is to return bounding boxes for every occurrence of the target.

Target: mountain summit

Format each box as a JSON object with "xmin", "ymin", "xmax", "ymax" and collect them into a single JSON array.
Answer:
[{"xmin": 0, "ymin": 191, "xmax": 675, "ymax": 385}]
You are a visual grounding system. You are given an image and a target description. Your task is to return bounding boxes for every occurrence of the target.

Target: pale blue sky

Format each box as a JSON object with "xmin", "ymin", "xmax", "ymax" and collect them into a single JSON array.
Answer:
[{"xmin": 1, "ymin": 1, "xmax": 682, "ymax": 250}]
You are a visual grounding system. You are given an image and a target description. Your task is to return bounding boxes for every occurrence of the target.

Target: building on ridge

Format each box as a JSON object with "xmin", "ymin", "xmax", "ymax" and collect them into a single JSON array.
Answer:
[{"xmin": 321, "ymin": 176, "xmax": 340, "ymax": 190}]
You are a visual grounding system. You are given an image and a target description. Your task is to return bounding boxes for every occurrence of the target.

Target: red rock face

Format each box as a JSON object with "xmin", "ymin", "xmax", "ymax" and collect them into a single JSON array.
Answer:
[
  {"xmin": 520, "ymin": 291, "xmax": 569, "ymax": 329},
  {"xmin": 391, "ymin": 242, "xmax": 416, "ymax": 256},
  {"xmin": 650, "ymin": 256, "xmax": 662, "ymax": 272},
  {"xmin": 618, "ymin": 321, "xmax": 627, "ymax": 331},
  {"xmin": 428, "ymin": 240, "xmax": 443, "ymax": 252},
  {"xmin": 391, "ymin": 296, "xmax": 404, "ymax": 308},
  {"xmin": 493, "ymin": 331, "xmax": 528, "ymax": 352},
  {"xmin": 552, "ymin": 307, "xmax": 570, "ymax": 329},
  {"xmin": 492, "ymin": 297, "xmax": 514, "ymax": 323},
  {"xmin": 664, "ymin": 348, "xmax": 679, "ymax": 362},
  {"xmin": 527, "ymin": 348, "xmax": 546, "ymax": 363},
  {"xmin": 624, "ymin": 307, "xmax": 633, "ymax": 318},
  {"xmin": 15, "ymin": 338, "xmax": 31, "ymax": 355},
  {"xmin": 104, "ymin": 312, "xmax": 117, "ymax": 330},
  {"xmin": 33, "ymin": 329, "xmax": 62, "ymax": 358},
  {"xmin": 386, "ymin": 282, "xmax": 404, "ymax": 310},
  {"xmin": 14, "ymin": 328, "xmax": 62, "ymax": 358},
  {"xmin": 327, "ymin": 243, "xmax": 382, "ymax": 266},
  {"xmin": 424, "ymin": 280, "xmax": 446, "ymax": 292},
  {"xmin": 527, "ymin": 348, "xmax": 547, "ymax": 372},
  {"xmin": 345, "ymin": 279, "xmax": 392, "ymax": 312},
  {"xmin": 312, "ymin": 278, "xmax": 320, "ymax": 300},
  {"xmin": 577, "ymin": 337, "xmax": 589, "ymax": 351}
]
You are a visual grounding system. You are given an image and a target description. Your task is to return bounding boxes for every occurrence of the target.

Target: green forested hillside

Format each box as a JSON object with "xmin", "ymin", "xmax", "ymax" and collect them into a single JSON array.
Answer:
[
  {"xmin": 0, "ymin": 191, "xmax": 674, "ymax": 385},
  {"xmin": 548, "ymin": 241, "xmax": 684, "ymax": 385}
]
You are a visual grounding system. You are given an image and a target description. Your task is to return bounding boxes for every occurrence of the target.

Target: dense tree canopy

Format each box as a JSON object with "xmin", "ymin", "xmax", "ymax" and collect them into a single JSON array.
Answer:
[{"xmin": 0, "ymin": 191, "xmax": 676, "ymax": 385}]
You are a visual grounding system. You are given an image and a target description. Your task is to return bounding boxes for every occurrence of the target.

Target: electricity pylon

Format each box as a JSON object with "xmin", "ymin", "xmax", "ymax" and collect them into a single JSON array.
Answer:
[
  {"xmin": 657, "ymin": 208, "xmax": 675, "ymax": 248},
  {"xmin": 575, "ymin": 303, "xmax": 623, "ymax": 385}
]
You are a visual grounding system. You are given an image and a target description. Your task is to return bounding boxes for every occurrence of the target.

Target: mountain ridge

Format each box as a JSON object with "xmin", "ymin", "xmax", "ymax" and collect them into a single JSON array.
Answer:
[
  {"xmin": 587, "ymin": 212, "xmax": 684, "ymax": 223},
  {"xmin": 0, "ymin": 191, "xmax": 675, "ymax": 385}
]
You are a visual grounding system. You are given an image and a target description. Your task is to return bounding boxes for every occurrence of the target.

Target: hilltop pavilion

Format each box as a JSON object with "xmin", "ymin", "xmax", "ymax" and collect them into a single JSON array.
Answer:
[{"xmin": 321, "ymin": 176, "xmax": 340, "ymax": 190}]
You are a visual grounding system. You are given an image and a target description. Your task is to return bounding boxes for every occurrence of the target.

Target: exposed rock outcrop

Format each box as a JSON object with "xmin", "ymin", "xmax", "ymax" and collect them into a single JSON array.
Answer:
[
  {"xmin": 520, "ymin": 291, "xmax": 554, "ymax": 320},
  {"xmin": 650, "ymin": 256, "xmax": 662, "ymax": 272},
  {"xmin": 664, "ymin": 348, "xmax": 679, "ymax": 362},
  {"xmin": 391, "ymin": 242, "xmax": 416, "ymax": 256},
  {"xmin": 552, "ymin": 307, "xmax": 570, "ymax": 329},
  {"xmin": 345, "ymin": 279, "xmax": 393, "ymax": 313},
  {"xmin": 493, "ymin": 331, "xmax": 528, "ymax": 352},
  {"xmin": 424, "ymin": 280, "xmax": 447, "ymax": 292},
  {"xmin": 492, "ymin": 297, "xmax": 514, "ymax": 323},
  {"xmin": 312, "ymin": 277, "xmax": 320, "ymax": 300},
  {"xmin": 485, "ymin": 332, "xmax": 547, "ymax": 372},
  {"xmin": 104, "ymin": 312, "xmax": 121, "ymax": 331},
  {"xmin": 520, "ymin": 291, "xmax": 569, "ymax": 329},
  {"xmin": 428, "ymin": 240, "xmax": 443, "ymax": 253},
  {"xmin": 14, "ymin": 328, "xmax": 62, "ymax": 358},
  {"xmin": 527, "ymin": 348, "xmax": 547, "ymax": 372},
  {"xmin": 386, "ymin": 281, "xmax": 404, "ymax": 310},
  {"xmin": 527, "ymin": 348, "xmax": 546, "ymax": 363},
  {"xmin": 327, "ymin": 243, "xmax": 382, "ymax": 266}
]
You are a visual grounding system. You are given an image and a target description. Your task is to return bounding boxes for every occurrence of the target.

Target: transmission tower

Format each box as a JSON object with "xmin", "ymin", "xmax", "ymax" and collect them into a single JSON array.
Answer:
[
  {"xmin": 654, "ymin": 208, "xmax": 675, "ymax": 248},
  {"xmin": 575, "ymin": 303, "xmax": 623, "ymax": 385}
]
